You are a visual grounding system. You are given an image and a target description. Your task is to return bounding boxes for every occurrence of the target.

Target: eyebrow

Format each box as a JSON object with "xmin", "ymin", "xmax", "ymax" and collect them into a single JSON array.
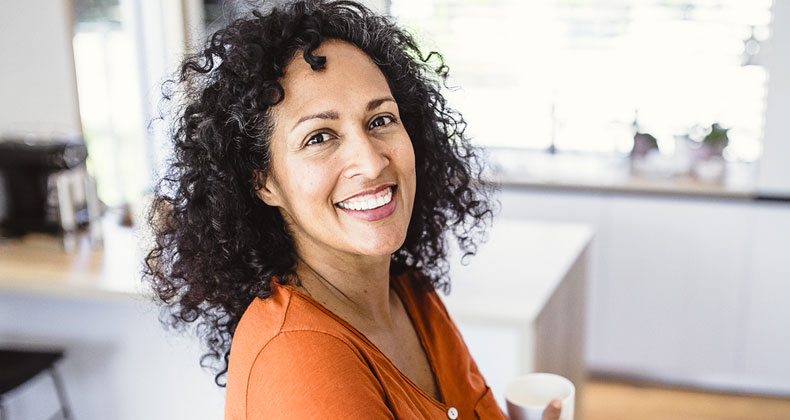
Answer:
[
  {"xmin": 366, "ymin": 96, "xmax": 396, "ymax": 111},
  {"xmin": 290, "ymin": 97, "xmax": 396, "ymax": 132}
]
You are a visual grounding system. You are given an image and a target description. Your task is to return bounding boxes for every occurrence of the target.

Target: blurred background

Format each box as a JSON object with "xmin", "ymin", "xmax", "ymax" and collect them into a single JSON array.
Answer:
[{"xmin": 0, "ymin": 0, "xmax": 788, "ymax": 419}]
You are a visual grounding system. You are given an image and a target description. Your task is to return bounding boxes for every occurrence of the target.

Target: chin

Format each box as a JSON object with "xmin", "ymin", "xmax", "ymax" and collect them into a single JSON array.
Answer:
[{"xmin": 354, "ymin": 234, "xmax": 407, "ymax": 257}]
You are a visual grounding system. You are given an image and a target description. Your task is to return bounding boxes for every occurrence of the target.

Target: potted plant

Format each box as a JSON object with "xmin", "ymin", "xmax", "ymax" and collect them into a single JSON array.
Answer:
[
  {"xmin": 699, "ymin": 123, "xmax": 729, "ymax": 159},
  {"xmin": 689, "ymin": 123, "xmax": 729, "ymax": 180}
]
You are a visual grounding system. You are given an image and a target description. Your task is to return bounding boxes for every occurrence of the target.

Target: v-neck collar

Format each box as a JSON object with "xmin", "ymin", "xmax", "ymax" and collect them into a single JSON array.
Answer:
[{"xmin": 277, "ymin": 273, "xmax": 447, "ymax": 409}]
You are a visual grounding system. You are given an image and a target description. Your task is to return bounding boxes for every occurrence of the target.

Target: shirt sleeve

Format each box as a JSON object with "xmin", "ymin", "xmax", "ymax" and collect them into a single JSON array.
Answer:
[{"xmin": 245, "ymin": 330, "xmax": 396, "ymax": 420}]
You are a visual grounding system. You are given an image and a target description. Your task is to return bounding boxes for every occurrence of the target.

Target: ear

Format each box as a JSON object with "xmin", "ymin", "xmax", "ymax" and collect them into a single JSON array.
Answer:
[{"xmin": 254, "ymin": 171, "xmax": 284, "ymax": 208}]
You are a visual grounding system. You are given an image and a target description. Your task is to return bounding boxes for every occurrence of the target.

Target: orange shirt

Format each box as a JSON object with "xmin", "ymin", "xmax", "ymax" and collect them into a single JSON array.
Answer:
[{"xmin": 225, "ymin": 271, "xmax": 507, "ymax": 419}]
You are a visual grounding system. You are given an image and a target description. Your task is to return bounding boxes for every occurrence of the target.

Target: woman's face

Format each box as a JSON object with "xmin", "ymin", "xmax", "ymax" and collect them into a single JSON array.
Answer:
[{"xmin": 257, "ymin": 40, "xmax": 416, "ymax": 261}]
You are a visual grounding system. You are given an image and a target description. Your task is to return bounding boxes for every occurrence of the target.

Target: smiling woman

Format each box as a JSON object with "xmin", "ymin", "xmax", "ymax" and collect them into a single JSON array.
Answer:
[
  {"xmin": 141, "ymin": 1, "xmax": 536, "ymax": 419},
  {"xmin": 257, "ymin": 41, "xmax": 417, "ymax": 261}
]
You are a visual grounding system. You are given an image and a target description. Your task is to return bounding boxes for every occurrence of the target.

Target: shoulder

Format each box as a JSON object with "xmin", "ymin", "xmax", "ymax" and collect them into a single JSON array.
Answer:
[
  {"xmin": 228, "ymin": 280, "xmax": 362, "ymax": 363},
  {"xmin": 226, "ymin": 281, "xmax": 354, "ymax": 391},
  {"xmin": 225, "ymin": 283, "xmax": 393, "ymax": 420},
  {"xmin": 239, "ymin": 330, "xmax": 394, "ymax": 419}
]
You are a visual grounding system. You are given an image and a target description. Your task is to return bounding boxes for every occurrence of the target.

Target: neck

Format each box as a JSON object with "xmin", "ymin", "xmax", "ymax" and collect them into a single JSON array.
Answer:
[{"xmin": 292, "ymin": 249, "xmax": 396, "ymax": 331}]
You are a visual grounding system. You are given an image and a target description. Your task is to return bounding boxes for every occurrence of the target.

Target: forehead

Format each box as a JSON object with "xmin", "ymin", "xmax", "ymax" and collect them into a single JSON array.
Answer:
[{"xmin": 274, "ymin": 40, "xmax": 393, "ymax": 119}]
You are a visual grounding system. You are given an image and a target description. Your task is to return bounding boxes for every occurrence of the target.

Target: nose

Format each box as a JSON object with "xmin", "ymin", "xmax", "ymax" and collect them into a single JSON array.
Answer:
[{"xmin": 341, "ymin": 129, "xmax": 389, "ymax": 180}]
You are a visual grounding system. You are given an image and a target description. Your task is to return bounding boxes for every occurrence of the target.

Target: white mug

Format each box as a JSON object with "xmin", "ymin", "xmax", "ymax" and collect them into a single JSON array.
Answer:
[{"xmin": 505, "ymin": 373, "xmax": 575, "ymax": 420}]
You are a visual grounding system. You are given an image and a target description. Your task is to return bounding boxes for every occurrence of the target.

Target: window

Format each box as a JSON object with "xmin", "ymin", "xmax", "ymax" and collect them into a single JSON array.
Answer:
[
  {"xmin": 72, "ymin": 0, "xmax": 148, "ymax": 207},
  {"xmin": 72, "ymin": 0, "xmax": 191, "ymax": 208},
  {"xmin": 391, "ymin": 0, "xmax": 773, "ymax": 161}
]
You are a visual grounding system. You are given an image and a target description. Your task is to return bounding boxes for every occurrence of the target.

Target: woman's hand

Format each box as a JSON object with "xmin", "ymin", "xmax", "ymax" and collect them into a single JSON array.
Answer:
[{"xmin": 541, "ymin": 399, "xmax": 562, "ymax": 420}]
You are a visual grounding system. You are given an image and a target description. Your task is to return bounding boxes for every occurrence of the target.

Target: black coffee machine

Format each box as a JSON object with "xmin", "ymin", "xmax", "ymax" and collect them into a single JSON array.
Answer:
[{"xmin": 0, "ymin": 136, "xmax": 102, "ymax": 249}]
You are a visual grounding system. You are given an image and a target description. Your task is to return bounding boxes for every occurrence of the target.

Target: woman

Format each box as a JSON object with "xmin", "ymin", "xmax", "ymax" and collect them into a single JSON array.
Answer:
[{"xmin": 145, "ymin": 1, "xmax": 562, "ymax": 419}]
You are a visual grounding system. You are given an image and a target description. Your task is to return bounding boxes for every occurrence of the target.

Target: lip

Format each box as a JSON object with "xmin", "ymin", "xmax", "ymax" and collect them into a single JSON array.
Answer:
[
  {"xmin": 336, "ymin": 183, "xmax": 396, "ymax": 204},
  {"xmin": 335, "ymin": 186, "xmax": 398, "ymax": 222}
]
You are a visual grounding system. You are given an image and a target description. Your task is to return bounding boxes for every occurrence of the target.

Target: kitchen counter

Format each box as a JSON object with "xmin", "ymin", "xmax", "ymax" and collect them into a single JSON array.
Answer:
[
  {"xmin": 442, "ymin": 219, "xmax": 593, "ymax": 410},
  {"xmin": 0, "ymin": 216, "xmax": 145, "ymax": 299},
  {"xmin": 445, "ymin": 219, "xmax": 592, "ymax": 323},
  {"xmin": 485, "ymin": 149, "xmax": 772, "ymax": 201}
]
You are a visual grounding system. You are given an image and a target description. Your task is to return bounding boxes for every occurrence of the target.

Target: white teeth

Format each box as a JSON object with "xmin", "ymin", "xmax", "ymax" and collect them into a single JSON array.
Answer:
[{"xmin": 337, "ymin": 187, "xmax": 393, "ymax": 211}]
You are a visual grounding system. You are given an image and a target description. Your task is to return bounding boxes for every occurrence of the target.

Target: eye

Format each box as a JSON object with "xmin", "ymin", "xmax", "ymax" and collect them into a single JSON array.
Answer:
[
  {"xmin": 369, "ymin": 115, "xmax": 395, "ymax": 129},
  {"xmin": 305, "ymin": 132, "xmax": 332, "ymax": 146}
]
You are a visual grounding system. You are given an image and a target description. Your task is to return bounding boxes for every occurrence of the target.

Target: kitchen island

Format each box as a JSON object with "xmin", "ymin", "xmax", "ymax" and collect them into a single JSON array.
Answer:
[{"xmin": 0, "ymin": 216, "xmax": 592, "ymax": 419}]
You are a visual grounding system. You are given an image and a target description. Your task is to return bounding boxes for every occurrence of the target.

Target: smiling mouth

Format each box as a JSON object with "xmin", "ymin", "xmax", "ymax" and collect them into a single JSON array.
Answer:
[{"xmin": 336, "ymin": 186, "xmax": 396, "ymax": 211}]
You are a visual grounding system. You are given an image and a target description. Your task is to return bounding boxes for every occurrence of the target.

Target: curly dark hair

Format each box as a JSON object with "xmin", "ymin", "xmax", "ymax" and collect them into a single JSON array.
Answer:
[{"xmin": 144, "ymin": 0, "xmax": 495, "ymax": 386}]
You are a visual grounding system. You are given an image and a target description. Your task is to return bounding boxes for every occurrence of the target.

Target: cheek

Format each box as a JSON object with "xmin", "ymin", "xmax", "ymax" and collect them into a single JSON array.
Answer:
[
  {"xmin": 398, "ymin": 137, "xmax": 417, "ymax": 180},
  {"xmin": 282, "ymin": 161, "xmax": 335, "ymax": 208}
]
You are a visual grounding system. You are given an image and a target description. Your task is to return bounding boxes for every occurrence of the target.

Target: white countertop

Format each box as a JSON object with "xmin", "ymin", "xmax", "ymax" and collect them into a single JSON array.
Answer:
[
  {"xmin": 1, "ymin": 216, "xmax": 593, "ymax": 311},
  {"xmin": 442, "ymin": 219, "xmax": 594, "ymax": 323},
  {"xmin": 486, "ymin": 149, "xmax": 758, "ymax": 200}
]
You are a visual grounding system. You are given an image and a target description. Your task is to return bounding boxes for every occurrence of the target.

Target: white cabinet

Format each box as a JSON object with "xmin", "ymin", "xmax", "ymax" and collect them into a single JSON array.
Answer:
[
  {"xmin": 741, "ymin": 203, "xmax": 790, "ymax": 394},
  {"xmin": 498, "ymin": 187, "xmax": 790, "ymax": 395},
  {"xmin": 602, "ymin": 196, "xmax": 751, "ymax": 387}
]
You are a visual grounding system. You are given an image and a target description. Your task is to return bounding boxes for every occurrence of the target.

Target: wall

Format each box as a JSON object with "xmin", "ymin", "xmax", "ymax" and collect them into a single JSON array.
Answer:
[
  {"xmin": 758, "ymin": 0, "xmax": 790, "ymax": 195},
  {"xmin": 0, "ymin": 0, "xmax": 82, "ymax": 136}
]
